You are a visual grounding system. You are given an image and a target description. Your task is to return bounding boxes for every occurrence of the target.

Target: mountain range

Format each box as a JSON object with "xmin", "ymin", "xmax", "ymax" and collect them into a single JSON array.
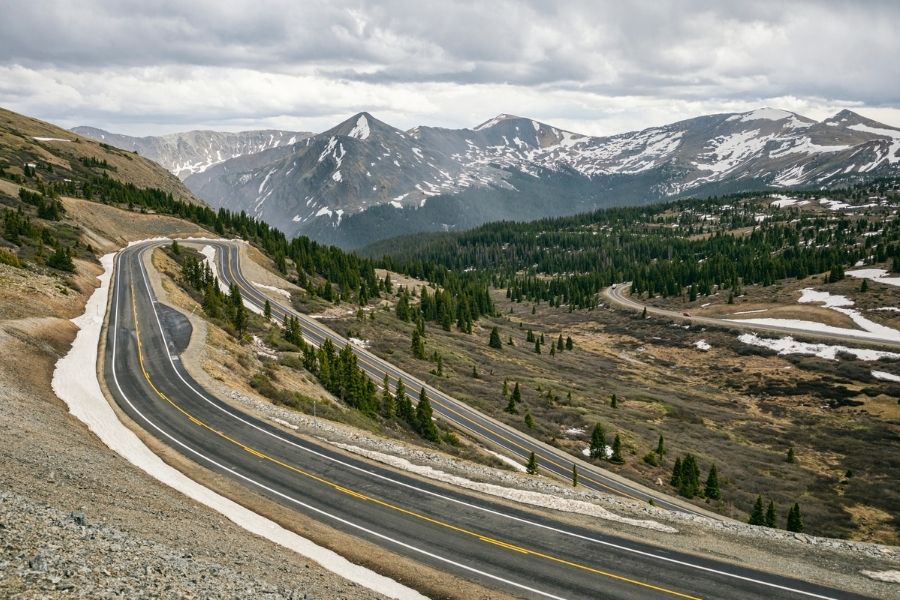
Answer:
[
  {"xmin": 71, "ymin": 126, "xmax": 312, "ymax": 180},
  {"xmin": 78, "ymin": 108, "xmax": 900, "ymax": 249}
]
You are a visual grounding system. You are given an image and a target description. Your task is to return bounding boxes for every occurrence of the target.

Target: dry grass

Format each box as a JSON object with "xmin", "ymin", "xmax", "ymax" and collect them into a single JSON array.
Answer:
[
  {"xmin": 0, "ymin": 107, "xmax": 199, "ymax": 204},
  {"xmin": 327, "ymin": 286, "xmax": 900, "ymax": 544}
]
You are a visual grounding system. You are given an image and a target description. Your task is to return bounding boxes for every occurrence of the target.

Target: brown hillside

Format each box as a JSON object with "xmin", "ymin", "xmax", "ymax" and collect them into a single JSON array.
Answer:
[{"xmin": 0, "ymin": 107, "xmax": 202, "ymax": 205}]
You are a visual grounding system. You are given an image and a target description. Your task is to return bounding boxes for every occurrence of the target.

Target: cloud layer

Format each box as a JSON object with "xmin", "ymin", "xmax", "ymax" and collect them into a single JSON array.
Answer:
[{"xmin": 2, "ymin": 0, "xmax": 898, "ymax": 135}]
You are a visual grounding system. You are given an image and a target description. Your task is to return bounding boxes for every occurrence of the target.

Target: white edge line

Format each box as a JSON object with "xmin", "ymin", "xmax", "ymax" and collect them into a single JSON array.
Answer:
[
  {"xmin": 145, "ymin": 241, "xmax": 837, "ymax": 600},
  {"xmin": 127, "ymin": 244, "xmax": 569, "ymax": 600}
]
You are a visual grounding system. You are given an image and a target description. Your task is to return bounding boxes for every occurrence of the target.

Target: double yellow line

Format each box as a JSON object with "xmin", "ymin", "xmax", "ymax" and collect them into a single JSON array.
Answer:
[{"xmin": 128, "ymin": 282, "xmax": 699, "ymax": 600}]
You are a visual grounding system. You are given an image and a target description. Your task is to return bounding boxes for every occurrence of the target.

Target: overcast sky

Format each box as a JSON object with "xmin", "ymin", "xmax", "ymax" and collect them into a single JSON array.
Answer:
[{"xmin": 2, "ymin": 0, "xmax": 898, "ymax": 136}]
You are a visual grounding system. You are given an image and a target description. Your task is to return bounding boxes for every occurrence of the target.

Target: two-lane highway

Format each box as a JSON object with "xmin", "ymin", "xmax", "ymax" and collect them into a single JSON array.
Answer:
[
  {"xmin": 604, "ymin": 283, "xmax": 900, "ymax": 352},
  {"xmin": 102, "ymin": 239, "xmax": 869, "ymax": 599},
  {"xmin": 212, "ymin": 241, "xmax": 719, "ymax": 518}
]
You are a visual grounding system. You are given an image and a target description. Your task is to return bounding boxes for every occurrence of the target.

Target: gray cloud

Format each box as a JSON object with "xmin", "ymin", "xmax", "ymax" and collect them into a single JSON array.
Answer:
[{"xmin": 1, "ymin": 0, "xmax": 897, "ymax": 135}]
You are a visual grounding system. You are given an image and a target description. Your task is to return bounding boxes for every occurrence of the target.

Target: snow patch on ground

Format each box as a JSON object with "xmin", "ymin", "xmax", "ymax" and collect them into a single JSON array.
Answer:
[
  {"xmin": 730, "ymin": 317, "xmax": 900, "ymax": 343},
  {"xmin": 733, "ymin": 309, "xmax": 768, "ymax": 315},
  {"xmin": 581, "ymin": 446, "xmax": 613, "ymax": 460},
  {"xmin": 737, "ymin": 334, "xmax": 900, "ymax": 361},
  {"xmin": 487, "ymin": 450, "xmax": 527, "ymax": 472},
  {"xmin": 33, "ymin": 136, "xmax": 71, "ymax": 142},
  {"xmin": 348, "ymin": 337, "xmax": 370, "ymax": 349},
  {"xmin": 798, "ymin": 288, "xmax": 900, "ymax": 342},
  {"xmin": 199, "ymin": 246, "xmax": 229, "ymax": 294},
  {"xmin": 769, "ymin": 194, "xmax": 803, "ymax": 208},
  {"xmin": 694, "ymin": 339, "xmax": 711, "ymax": 351},
  {"xmin": 846, "ymin": 268, "xmax": 900, "ymax": 288},
  {"xmin": 252, "ymin": 281, "xmax": 291, "ymax": 299},
  {"xmin": 332, "ymin": 443, "xmax": 676, "ymax": 533},
  {"xmin": 872, "ymin": 370, "xmax": 900, "ymax": 383},
  {"xmin": 51, "ymin": 251, "xmax": 424, "ymax": 600},
  {"xmin": 860, "ymin": 569, "xmax": 900, "ymax": 583}
]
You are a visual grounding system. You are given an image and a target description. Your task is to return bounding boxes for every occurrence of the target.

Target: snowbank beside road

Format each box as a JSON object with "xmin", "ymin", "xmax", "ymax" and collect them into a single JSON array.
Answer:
[
  {"xmin": 737, "ymin": 334, "xmax": 900, "ymax": 361},
  {"xmin": 52, "ymin": 249, "xmax": 425, "ymax": 600}
]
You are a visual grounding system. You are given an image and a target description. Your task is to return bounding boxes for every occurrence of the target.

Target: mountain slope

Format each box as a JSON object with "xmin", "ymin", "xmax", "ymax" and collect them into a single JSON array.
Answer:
[
  {"xmin": 71, "ymin": 126, "xmax": 312, "ymax": 180},
  {"xmin": 0, "ymin": 107, "xmax": 202, "ymax": 205},
  {"xmin": 184, "ymin": 108, "xmax": 900, "ymax": 248}
]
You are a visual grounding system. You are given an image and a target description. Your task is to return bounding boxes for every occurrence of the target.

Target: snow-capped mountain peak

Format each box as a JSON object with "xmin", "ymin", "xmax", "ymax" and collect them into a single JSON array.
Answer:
[{"xmin": 166, "ymin": 107, "xmax": 900, "ymax": 248}]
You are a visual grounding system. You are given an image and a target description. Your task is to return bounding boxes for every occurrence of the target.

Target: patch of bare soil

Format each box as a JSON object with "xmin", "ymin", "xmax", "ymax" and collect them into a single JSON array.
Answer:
[{"xmin": 61, "ymin": 197, "xmax": 209, "ymax": 252}]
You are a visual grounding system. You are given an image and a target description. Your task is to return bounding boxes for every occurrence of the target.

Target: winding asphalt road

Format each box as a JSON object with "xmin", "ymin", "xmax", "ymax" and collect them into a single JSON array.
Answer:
[
  {"xmin": 604, "ymin": 283, "xmax": 900, "ymax": 352},
  {"xmin": 212, "ymin": 241, "xmax": 719, "ymax": 518},
  {"xmin": 102, "ymin": 239, "xmax": 872, "ymax": 599}
]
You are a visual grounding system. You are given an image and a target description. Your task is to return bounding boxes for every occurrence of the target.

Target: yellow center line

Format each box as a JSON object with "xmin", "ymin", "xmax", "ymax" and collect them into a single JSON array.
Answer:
[{"xmin": 132, "ymin": 277, "xmax": 699, "ymax": 600}]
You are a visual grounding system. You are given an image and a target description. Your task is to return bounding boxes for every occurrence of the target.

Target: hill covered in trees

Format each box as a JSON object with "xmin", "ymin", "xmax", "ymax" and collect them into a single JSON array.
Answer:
[{"xmin": 367, "ymin": 180, "xmax": 900, "ymax": 307}]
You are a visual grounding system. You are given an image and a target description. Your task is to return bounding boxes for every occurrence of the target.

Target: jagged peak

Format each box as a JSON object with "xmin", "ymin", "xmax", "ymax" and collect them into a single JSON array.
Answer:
[
  {"xmin": 325, "ymin": 111, "xmax": 399, "ymax": 141},
  {"xmin": 473, "ymin": 114, "xmax": 527, "ymax": 131}
]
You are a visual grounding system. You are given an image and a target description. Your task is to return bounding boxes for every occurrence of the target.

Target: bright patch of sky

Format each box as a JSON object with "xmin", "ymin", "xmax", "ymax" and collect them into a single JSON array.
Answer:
[{"xmin": 1, "ymin": 1, "xmax": 898, "ymax": 136}]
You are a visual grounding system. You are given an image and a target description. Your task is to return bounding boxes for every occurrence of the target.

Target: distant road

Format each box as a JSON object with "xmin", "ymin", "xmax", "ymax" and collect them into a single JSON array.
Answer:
[
  {"xmin": 604, "ymin": 283, "xmax": 900, "ymax": 352},
  {"xmin": 103, "ymin": 239, "xmax": 868, "ymax": 600}
]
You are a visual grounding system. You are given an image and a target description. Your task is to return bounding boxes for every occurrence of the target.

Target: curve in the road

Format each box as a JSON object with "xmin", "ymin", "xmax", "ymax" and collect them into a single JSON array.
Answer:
[
  {"xmin": 102, "ymin": 239, "xmax": 869, "ymax": 600},
  {"xmin": 604, "ymin": 283, "xmax": 900, "ymax": 351},
  {"xmin": 213, "ymin": 241, "xmax": 720, "ymax": 519}
]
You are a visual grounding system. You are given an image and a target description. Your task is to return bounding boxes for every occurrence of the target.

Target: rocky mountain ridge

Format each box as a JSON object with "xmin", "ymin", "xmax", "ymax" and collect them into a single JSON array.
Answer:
[
  {"xmin": 87, "ymin": 108, "xmax": 900, "ymax": 248},
  {"xmin": 71, "ymin": 126, "xmax": 312, "ymax": 180}
]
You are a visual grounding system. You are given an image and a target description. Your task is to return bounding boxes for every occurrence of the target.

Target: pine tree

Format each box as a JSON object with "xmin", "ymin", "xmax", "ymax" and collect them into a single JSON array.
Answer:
[
  {"xmin": 670, "ymin": 456, "xmax": 683, "ymax": 487},
  {"xmin": 489, "ymin": 326, "xmax": 502, "ymax": 349},
  {"xmin": 550, "ymin": 345, "xmax": 556, "ymax": 357},
  {"xmin": 524, "ymin": 411, "xmax": 535, "ymax": 429},
  {"xmin": 526, "ymin": 451, "xmax": 539, "ymax": 475},
  {"xmin": 589, "ymin": 423, "xmax": 606, "ymax": 459},
  {"xmin": 572, "ymin": 463, "xmax": 578, "ymax": 487},
  {"xmin": 534, "ymin": 338, "xmax": 541, "ymax": 354},
  {"xmin": 678, "ymin": 454, "xmax": 701, "ymax": 498},
  {"xmin": 610, "ymin": 394, "xmax": 618, "ymax": 408},
  {"xmin": 505, "ymin": 395, "xmax": 518, "ymax": 414},
  {"xmin": 416, "ymin": 387, "xmax": 439, "ymax": 442},
  {"xmin": 656, "ymin": 434, "xmax": 666, "ymax": 459},
  {"xmin": 472, "ymin": 365, "xmax": 478, "ymax": 378},
  {"xmin": 610, "ymin": 434, "xmax": 624, "ymax": 464},
  {"xmin": 395, "ymin": 379, "xmax": 411, "ymax": 423},
  {"xmin": 502, "ymin": 379, "xmax": 509, "ymax": 397},
  {"xmin": 566, "ymin": 336, "xmax": 573, "ymax": 350},
  {"xmin": 704, "ymin": 464, "xmax": 721, "ymax": 500},
  {"xmin": 860, "ymin": 279, "xmax": 868, "ymax": 293},
  {"xmin": 641, "ymin": 306, "xmax": 647, "ymax": 319},
  {"xmin": 748, "ymin": 496, "xmax": 766, "ymax": 526},
  {"xmin": 411, "ymin": 328, "xmax": 426, "ymax": 359},
  {"xmin": 381, "ymin": 374, "xmax": 394, "ymax": 418},
  {"xmin": 229, "ymin": 284, "xmax": 248, "ymax": 336},
  {"xmin": 786, "ymin": 447, "xmax": 795, "ymax": 463},
  {"xmin": 511, "ymin": 382, "xmax": 521, "ymax": 404},
  {"xmin": 786, "ymin": 503, "xmax": 804, "ymax": 533},
  {"xmin": 264, "ymin": 299, "xmax": 272, "ymax": 320},
  {"xmin": 765, "ymin": 500, "xmax": 777, "ymax": 528},
  {"xmin": 526, "ymin": 329, "xmax": 535, "ymax": 342},
  {"xmin": 171, "ymin": 240, "xmax": 181, "ymax": 255},
  {"xmin": 557, "ymin": 334, "xmax": 564, "ymax": 351}
]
